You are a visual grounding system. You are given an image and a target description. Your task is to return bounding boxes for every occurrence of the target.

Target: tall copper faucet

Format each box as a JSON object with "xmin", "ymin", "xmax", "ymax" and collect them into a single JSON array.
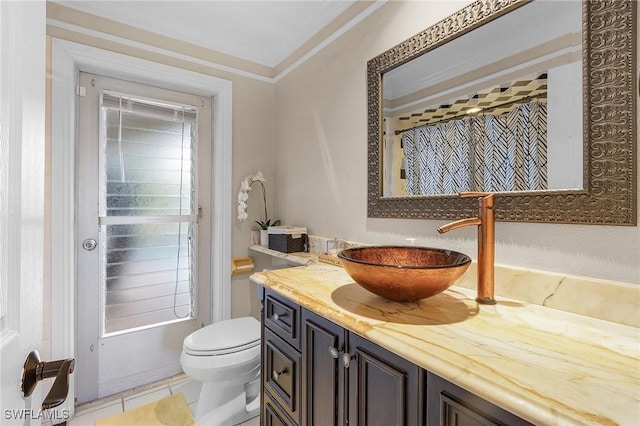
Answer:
[{"xmin": 437, "ymin": 192, "xmax": 496, "ymax": 305}]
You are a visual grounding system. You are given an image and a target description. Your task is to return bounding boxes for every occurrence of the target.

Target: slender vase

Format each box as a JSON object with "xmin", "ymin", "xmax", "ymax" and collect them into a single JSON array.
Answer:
[
  {"xmin": 260, "ymin": 229, "xmax": 269, "ymax": 247},
  {"xmin": 250, "ymin": 230, "xmax": 260, "ymax": 245}
]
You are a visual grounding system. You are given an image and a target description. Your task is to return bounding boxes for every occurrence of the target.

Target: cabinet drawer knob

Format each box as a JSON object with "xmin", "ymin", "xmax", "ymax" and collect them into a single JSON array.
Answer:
[
  {"xmin": 272, "ymin": 368, "xmax": 288, "ymax": 381},
  {"xmin": 271, "ymin": 312, "xmax": 287, "ymax": 321}
]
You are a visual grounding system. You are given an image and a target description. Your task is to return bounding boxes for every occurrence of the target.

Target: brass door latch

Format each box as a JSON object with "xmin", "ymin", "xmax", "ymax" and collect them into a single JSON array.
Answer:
[{"xmin": 21, "ymin": 350, "xmax": 75, "ymax": 410}]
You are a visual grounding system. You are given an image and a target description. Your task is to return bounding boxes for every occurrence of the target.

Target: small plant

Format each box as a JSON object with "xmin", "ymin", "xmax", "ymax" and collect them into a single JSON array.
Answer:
[
  {"xmin": 237, "ymin": 171, "xmax": 280, "ymax": 230},
  {"xmin": 254, "ymin": 218, "xmax": 281, "ymax": 231}
]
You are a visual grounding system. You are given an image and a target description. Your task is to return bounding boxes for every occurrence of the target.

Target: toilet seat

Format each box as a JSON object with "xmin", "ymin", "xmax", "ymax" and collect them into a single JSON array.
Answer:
[{"xmin": 183, "ymin": 317, "xmax": 260, "ymax": 356}]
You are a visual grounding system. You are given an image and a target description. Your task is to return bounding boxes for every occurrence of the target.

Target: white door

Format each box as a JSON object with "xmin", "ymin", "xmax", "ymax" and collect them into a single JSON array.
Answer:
[
  {"xmin": 75, "ymin": 73, "xmax": 212, "ymax": 403},
  {"xmin": 0, "ymin": 1, "xmax": 47, "ymax": 424}
]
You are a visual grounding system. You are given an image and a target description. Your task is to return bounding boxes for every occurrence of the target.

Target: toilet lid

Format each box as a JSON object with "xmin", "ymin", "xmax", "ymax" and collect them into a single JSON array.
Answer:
[{"xmin": 183, "ymin": 317, "xmax": 260, "ymax": 355}]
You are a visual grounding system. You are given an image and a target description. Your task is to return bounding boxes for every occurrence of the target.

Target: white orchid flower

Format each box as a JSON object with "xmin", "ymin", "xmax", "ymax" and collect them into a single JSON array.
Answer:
[
  {"xmin": 236, "ymin": 171, "xmax": 278, "ymax": 228},
  {"xmin": 250, "ymin": 171, "xmax": 266, "ymax": 183}
]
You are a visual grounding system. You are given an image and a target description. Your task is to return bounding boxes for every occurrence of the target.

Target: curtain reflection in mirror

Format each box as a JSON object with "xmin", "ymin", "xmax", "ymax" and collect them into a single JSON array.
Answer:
[{"xmin": 403, "ymin": 101, "xmax": 547, "ymax": 195}]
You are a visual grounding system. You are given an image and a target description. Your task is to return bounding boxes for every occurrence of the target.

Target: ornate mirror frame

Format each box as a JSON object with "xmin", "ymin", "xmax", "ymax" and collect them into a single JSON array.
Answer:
[{"xmin": 367, "ymin": 0, "xmax": 637, "ymax": 225}]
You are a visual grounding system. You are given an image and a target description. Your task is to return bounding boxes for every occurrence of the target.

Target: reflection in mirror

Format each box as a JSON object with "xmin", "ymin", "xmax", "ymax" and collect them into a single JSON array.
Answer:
[
  {"xmin": 367, "ymin": 0, "xmax": 636, "ymax": 224},
  {"xmin": 382, "ymin": 0, "xmax": 582, "ymax": 197}
]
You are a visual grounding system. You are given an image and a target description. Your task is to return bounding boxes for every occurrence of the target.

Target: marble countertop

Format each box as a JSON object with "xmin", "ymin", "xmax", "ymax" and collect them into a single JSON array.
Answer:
[
  {"xmin": 250, "ymin": 263, "xmax": 640, "ymax": 426},
  {"xmin": 249, "ymin": 244, "xmax": 318, "ymax": 265}
]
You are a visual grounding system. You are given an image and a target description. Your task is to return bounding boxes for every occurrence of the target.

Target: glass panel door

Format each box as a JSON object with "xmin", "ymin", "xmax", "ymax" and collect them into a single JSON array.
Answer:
[{"xmin": 100, "ymin": 92, "xmax": 198, "ymax": 335}]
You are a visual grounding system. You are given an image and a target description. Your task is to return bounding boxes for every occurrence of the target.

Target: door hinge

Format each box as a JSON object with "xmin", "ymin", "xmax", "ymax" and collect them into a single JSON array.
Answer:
[{"xmin": 76, "ymin": 86, "xmax": 87, "ymax": 97}]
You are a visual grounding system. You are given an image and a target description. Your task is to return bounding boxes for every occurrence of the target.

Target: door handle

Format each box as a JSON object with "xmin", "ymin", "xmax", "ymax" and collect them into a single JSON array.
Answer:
[{"xmin": 22, "ymin": 350, "xmax": 75, "ymax": 410}]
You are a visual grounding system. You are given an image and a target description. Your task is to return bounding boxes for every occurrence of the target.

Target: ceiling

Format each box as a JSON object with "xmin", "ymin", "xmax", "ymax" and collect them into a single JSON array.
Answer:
[{"xmin": 50, "ymin": 0, "xmax": 357, "ymax": 68}]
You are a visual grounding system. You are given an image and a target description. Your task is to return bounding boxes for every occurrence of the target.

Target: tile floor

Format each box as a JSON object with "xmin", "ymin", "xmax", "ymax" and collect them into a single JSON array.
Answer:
[{"xmin": 68, "ymin": 374, "xmax": 259, "ymax": 426}]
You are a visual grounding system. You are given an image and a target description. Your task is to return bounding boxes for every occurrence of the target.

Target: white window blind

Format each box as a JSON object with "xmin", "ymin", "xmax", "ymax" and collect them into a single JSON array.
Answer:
[{"xmin": 99, "ymin": 91, "xmax": 198, "ymax": 335}]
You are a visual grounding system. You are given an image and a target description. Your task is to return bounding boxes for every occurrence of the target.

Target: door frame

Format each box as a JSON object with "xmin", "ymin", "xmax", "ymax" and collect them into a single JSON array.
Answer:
[{"xmin": 50, "ymin": 38, "xmax": 233, "ymax": 410}]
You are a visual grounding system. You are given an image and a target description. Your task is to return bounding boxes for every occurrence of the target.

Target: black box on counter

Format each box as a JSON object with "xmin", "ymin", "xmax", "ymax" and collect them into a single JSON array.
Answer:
[{"xmin": 268, "ymin": 226, "xmax": 308, "ymax": 253}]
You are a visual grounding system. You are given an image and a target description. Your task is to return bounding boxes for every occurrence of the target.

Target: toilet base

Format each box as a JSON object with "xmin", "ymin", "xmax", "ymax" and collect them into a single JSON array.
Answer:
[{"xmin": 194, "ymin": 379, "xmax": 260, "ymax": 426}]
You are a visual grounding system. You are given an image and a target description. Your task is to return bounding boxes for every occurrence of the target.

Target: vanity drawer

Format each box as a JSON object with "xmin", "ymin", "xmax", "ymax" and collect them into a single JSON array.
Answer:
[
  {"xmin": 263, "ymin": 390, "xmax": 297, "ymax": 426},
  {"xmin": 264, "ymin": 328, "xmax": 301, "ymax": 424},
  {"xmin": 264, "ymin": 290, "xmax": 300, "ymax": 349}
]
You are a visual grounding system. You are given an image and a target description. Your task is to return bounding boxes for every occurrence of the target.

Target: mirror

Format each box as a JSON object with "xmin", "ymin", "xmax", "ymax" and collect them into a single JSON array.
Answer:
[
  {"xmin": 367, "ymin": 0, "xmax": 636, "ymax": 225},
  {"xmin": 383, "ymin": 1, "xmax": 582, "ymax": 197}
]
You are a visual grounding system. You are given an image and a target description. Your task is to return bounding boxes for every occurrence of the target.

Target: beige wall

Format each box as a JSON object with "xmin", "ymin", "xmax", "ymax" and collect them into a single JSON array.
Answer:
[
  {"xmin": 229, "ymin": 80, "xmax": 275, "ymax": 318},
  {"xmin": 273, "ymin": 0, "xmax": 639, "ymax": 284}
]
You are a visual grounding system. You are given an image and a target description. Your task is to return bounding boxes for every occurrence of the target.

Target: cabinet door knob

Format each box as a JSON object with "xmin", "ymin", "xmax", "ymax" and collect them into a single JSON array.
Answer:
[
  {"xmin": 328, "ymin": 346, "xmax": 343, "ymax": 359},
  {"xmin": 272, "ymin": 368, "xmax": 288, "ymax": 381},
  {"xmin": 342, "ymin": 353, "xmax": 353, "ymax": 368}
]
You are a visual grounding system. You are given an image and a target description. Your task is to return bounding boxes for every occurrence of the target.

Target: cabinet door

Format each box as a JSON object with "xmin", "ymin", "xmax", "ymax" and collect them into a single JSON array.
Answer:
[
  {"xmin": 348, "ymin": 333, "xmax": 423, "ymax": 426},
  {"xmin": 426, "ymin": 372, "xmax": 532, "ymax": 426},
  {"xmin": 302, "ymin": 309, "xmax": 347, "ymax": 426}
]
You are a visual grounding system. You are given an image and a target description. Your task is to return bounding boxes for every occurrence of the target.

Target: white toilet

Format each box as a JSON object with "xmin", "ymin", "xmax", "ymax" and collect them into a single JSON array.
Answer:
[{"xmin": 180, "ymin": 316, "xmax": 261, "ymax": 426}]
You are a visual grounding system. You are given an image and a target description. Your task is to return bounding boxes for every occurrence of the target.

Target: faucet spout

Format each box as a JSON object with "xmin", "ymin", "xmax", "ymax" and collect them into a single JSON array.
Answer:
[
  {"xmin": 437, "ymin": 192, "xmax": 496, "ymax": 305},
  {"xmin": 437, "ymin": 217, "xmax": 481, "ymax": 234}
]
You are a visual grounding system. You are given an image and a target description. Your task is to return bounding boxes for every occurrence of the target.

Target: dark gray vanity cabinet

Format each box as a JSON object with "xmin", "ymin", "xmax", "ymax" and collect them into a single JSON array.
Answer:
[
  {"xmin": 261, "ymin": 289, "xmax": 422, "ymax": 426},
  {"xmin": 260, "ymin": 288, "xmax": 530, "ymax": 426}
]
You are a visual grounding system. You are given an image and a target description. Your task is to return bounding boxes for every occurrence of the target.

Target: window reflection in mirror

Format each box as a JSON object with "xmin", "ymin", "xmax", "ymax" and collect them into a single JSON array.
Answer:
[{"xmin": 381, "ymin": 0, "xmax": 582, "ymax": 197}]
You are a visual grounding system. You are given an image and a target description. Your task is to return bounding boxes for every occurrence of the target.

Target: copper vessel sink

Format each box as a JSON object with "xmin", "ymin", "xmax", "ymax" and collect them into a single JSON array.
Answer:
[{"xmin": 337, "ymin": 246, "xmax": 471, "ymax": 302}]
